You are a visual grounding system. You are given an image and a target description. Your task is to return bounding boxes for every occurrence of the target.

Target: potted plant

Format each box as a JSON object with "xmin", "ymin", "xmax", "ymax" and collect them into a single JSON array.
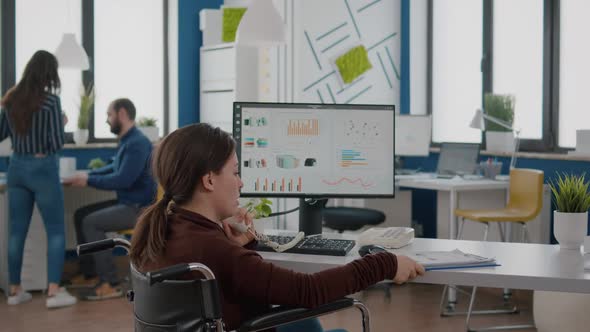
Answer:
[
  {"xmin": 74, "ymin": 82, "xmax": 94, "ymax": 145},
  {"xmin": 244, "ymin": 198, "xmax": 273, "ymax": 232},
  {"xmin": 534, "ymin": 174, "xmax": 590, "ymax": 330},
  {"xmin": 87, "ymin": 157, "xmax": 106, "ymax": 170},
  {"xmin": 484, "ymin": 93, "xmax": 515, "ymax": 153},
  {"xmin": 549, "ymin": 172, "xmax": 590, "ymax": 250},
  {"xmin": 137, "ymin": 117, "xmax": 159, "ymax": 142}
]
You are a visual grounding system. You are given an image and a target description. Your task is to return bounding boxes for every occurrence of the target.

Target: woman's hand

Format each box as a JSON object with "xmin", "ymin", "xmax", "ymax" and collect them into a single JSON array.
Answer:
[
  {"xmin": 393, "ymin": 255, "xmax": 425, "ymax": 284},
  {"xmin": 222, "ymin": 207, "xmax": 255, "ymax": 247}
]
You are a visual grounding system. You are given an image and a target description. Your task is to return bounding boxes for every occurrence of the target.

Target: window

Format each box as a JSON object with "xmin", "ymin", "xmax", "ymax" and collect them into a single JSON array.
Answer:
[
  {"xmin": 492, "ymin": 0, "xmax": 543, "ymax": 140},
  {"xmin": 431, "ymin": 0, "xmax": 483, "ymax": 143},
  {"xmin": 93, "ymin": 0, "xmax": 164, "ymax": 139},
  {"xmin": 16, "ymin": 0, "xmax": 82, "ymax": 134},
  {"xmin": 558, "ymin": 0, "xmax": 590, "ymax": 148}
]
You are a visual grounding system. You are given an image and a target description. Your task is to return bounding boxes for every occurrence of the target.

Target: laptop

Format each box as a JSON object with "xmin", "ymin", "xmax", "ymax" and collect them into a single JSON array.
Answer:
[{"xmin": 436, "ymin": 143, "xmax": 480, "ymax": 179}]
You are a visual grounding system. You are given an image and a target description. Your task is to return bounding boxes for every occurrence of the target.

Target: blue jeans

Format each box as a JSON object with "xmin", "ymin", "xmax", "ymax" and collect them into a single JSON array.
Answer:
[{"xmin": 7, "ymin": 154, "xmax": 65, "ymax": 285}]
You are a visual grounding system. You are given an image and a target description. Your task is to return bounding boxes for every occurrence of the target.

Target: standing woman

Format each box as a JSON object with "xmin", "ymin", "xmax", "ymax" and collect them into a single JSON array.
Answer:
[{"xmin": 0, "ymin": 50, "xmax": 77, "ymax": 308}]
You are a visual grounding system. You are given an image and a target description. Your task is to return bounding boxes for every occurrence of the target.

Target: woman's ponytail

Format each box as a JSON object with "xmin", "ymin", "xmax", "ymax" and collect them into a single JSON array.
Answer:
[{"xmin": 130, "ymin": 196, "xmax": 171, "ymax": 267}]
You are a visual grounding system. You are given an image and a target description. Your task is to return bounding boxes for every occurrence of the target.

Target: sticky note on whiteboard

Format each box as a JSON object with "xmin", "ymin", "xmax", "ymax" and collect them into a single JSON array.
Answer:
[
  {"xmin": 222, "ymin": 7, "xmax": 247, "ymax": 43},
  {"xmin": 335, "ymin": 45, "xmax": 372, "ymax": 84}
]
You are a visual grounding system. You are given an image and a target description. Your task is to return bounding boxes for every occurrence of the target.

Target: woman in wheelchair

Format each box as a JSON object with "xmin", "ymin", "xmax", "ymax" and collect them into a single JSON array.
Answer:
[{"xmin": 130, "ymin": 123, "xmax": 425, "ymax": 331}]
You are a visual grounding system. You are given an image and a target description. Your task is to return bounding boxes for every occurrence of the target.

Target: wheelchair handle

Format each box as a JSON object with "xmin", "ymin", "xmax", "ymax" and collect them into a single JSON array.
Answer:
[
  {"xmin": 77, "ymin": 238, "xmax": 131, "ymax": 256},
  {"xmin": 147, "ymin": 263, "xmax": 216, "ymax": 286}
]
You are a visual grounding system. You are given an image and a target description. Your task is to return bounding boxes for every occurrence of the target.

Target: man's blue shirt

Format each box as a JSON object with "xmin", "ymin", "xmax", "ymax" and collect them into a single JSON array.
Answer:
[{"xmin": 87, "ymin": 126, "xmax": 156, "ymax": 207}]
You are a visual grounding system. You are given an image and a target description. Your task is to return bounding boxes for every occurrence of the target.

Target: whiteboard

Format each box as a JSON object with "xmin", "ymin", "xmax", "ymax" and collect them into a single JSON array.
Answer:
[{"xmin": 293, "ymin": 0, "xmax": 401, "ymax": 105}]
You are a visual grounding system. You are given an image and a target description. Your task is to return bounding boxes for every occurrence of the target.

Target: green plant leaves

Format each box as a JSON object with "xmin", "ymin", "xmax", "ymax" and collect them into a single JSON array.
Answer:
[
  {"xmin": 244, "ymin": 198, "xmax": 273, "ymax": 219},
  {"xmin": 484, "ymin": 93, "xmax": 514, "ymax": 132},
  {"xmin": 78, "ymin": 82, "xmax": 94, "ymax": 130},
  {"xmin": 549, "ymin": 172, "xmax": 590, "ymax": 213},
  {"xmin": 87, "ymin": 158, "xmax": 106, "ymax": 170},
  {"xmin": 138, "ymin": 117, "xmax": 157, "ymax": 127}
]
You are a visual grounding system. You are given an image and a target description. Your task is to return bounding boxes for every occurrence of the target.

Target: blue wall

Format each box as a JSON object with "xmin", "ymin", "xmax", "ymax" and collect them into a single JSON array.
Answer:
[
  {"xmin": 178, "ymin": 0, "xmax": 223, "ymax": 127},
  {"xmin": 400, "ymin": 0, "xmax": 410, "ymax": 115}
]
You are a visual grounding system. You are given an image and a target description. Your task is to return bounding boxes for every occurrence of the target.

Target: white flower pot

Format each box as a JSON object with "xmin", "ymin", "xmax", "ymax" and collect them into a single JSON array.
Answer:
[
  {"xmin": 253, "ymin": 217, "xmax": 274, "ymax": 234},
  {"xmin": 138, "ymin": 126, "xmax": 159, "ymax": 142},
  {"xmin": 485, "ymin": 131, "xmax": 514, "ymax": 153},
  {"xmin": 73, "ymin": 129, "xmax": 89, "ymax": 146},
  {"xmin": 554, "ymin": 211, "xmax": 588, "ymax": 250}
]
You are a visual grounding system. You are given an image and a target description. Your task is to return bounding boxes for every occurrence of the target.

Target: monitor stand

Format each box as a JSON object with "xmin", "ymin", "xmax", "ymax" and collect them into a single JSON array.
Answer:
[{"xmin": 298, "ymin": 198, "xmax": 326, "ymax": 236}]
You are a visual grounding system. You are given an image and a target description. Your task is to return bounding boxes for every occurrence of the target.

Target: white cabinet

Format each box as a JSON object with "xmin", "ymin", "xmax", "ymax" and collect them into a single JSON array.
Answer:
[{"xmin": 200, "ymin": 43, "xmax": 282, "ymax": 133}]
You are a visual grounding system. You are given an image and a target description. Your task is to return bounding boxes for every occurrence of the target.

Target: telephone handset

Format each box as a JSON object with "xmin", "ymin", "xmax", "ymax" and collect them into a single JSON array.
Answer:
[
  {"xmin": 227, "ymin": 220, "xmax": 304, "ymax": 253},
  {"xmin": 228, "ymin": 221, "xmax": 249, "ymax": 233},
  {"xmin": 358, "ymin": 227, "xmax": 415, "ymax": 249}
]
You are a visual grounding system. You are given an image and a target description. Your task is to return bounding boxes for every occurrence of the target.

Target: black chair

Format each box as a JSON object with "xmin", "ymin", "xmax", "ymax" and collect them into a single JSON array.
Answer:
[
  {"xmin": 78, "ymin": 238, "xmax": 371, "ymax": 332},
  {"xmin": 322, "ymin": 200, "xmax": 386, "ymax": 233}
]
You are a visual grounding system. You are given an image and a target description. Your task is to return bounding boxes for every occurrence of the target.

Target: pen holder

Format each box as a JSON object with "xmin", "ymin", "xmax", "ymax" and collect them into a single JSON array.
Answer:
[{"xmin": 479, "ymin": 161, "xmax": 502, "ymax": 180}]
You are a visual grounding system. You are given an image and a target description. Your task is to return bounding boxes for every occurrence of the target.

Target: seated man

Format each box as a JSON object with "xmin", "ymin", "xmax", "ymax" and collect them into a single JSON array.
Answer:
[{"xmin": 64, "ymin": 98, "xmax": 156, "ymax": 300}]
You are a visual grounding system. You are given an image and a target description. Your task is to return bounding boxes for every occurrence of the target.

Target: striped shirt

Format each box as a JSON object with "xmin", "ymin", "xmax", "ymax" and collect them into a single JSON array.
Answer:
[{"xmin": 0, "ymin": 94, "xmax": 65, "ymax": 155}]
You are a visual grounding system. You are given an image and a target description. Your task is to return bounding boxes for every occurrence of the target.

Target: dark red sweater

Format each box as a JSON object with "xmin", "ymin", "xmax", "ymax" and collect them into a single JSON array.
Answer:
[{"xmin": 140, "ymin": 207, "xmax": 398, "ymax": 330}]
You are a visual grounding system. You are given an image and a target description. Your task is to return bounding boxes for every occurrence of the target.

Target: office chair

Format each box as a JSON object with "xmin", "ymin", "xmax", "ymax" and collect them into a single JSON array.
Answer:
[
  {"xmin": 322, "ymin": 200, "xmax": 386, "ymax": 233},
  {"xmin": 78, "ymin": 238, "xmax": 371, "ymax": 332},
  {"xmin": 440, "ymin": 168, "xmax": 544, "ymax": 331}
]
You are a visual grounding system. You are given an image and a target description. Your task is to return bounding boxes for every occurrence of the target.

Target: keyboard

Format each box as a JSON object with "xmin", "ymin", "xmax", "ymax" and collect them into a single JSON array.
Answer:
[{"xmin": 256, "ymin": 235, "xmax": 356, "ymax": 256}]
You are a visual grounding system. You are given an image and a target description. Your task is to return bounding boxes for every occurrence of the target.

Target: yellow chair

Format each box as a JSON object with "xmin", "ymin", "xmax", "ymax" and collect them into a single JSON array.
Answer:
[
  {"xmin": 443, "ymin": 168, "xmax": 544, "ymax": 331},
  {"xmin": 118, "ymin": 228, "xmax": 134, "ymax": 237},
  {"xmin": 455, "ymin": 168, "xmax": 544, "ymax": 242}
]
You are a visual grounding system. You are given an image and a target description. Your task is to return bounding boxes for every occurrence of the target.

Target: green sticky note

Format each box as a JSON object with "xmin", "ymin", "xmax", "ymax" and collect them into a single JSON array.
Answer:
[
  {"xmin": 222, "ymin": 7, "xmax": 248, "ymax": 43},
  {"xmin": 335, "ymin": 45, "xmax": 373, "ymax": 84}
]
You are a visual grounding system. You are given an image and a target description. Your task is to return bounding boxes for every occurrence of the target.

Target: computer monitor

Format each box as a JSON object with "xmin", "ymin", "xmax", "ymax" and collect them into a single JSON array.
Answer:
[
  {"xmin": 395, "ymin": 115, "xmax": 431, "ymax": 156},
  {"xmin": 233, "ymin": 102, "xmax": 395, "ymax": 235},
  {"xmin": 436, "ymin": 142, "xmax": 480, "ymax": 176}
]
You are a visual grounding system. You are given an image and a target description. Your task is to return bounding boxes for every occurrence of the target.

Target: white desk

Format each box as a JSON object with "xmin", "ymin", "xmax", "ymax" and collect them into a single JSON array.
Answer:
[
  {"xmin": 396, "ymin": 175, "xmax": 510, "ymax": 240},
  {"xmin": 260, "ymin": 238, "xmax": 590, "ymax": 294}
]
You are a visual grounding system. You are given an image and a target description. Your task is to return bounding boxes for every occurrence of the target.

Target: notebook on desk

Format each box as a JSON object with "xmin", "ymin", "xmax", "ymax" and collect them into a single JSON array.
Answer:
[{"xmin": 406, "ymin": 249, "xmax": 498, "ymax": 271}]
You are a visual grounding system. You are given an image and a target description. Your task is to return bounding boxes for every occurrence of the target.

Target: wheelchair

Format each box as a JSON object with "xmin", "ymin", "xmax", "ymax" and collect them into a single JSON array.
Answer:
[{"xmin": 77, "ymin": 238, "xmax": 371, "ymax": 332}]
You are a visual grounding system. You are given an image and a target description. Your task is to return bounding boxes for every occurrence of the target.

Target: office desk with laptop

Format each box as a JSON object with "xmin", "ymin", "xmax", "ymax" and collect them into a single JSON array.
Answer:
[{"xmin": 396, "ymin": 173, "xmax": 511, "ymax": 240}]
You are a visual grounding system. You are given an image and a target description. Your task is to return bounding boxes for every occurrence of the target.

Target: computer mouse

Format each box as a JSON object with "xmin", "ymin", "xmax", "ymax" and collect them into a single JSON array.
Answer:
[{"xmin": 358, "ymin": 244, "xmax": 388, "ymax": 257}]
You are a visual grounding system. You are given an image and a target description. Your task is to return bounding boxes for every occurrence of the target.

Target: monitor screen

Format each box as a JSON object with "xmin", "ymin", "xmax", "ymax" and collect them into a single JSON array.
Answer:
[
  {"xmin": 233, "ymin": 102, "xmax": 395, "ymax": 198},
  {"xmin": 437, "ymin": 142, "xmax": 480, "ymax": 176},
  {"xmin": 395, "ymin": 115, "xmax": 431, "ymax": 156}
]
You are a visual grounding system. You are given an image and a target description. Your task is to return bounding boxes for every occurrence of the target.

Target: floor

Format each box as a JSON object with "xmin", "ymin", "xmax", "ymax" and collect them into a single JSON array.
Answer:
[{"xmin": 0, "ymin": 258, "xmax": 535, "ymax": 332}]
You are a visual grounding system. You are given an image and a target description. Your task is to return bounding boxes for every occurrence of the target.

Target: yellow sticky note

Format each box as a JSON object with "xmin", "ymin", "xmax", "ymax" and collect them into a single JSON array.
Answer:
[
  {"xmin": 335, "ymin": 45, "xmax": 373, "ymax": 84},
  {"xmin": 222, "ymin": 7, "xmax": 248, "ymax": 43}
]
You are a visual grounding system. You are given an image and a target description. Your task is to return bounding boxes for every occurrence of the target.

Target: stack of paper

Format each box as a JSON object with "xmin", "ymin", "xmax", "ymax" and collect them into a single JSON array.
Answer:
[{"xmin": 407, "ymin": 249, "xmax": 498, "ymax": 271}]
